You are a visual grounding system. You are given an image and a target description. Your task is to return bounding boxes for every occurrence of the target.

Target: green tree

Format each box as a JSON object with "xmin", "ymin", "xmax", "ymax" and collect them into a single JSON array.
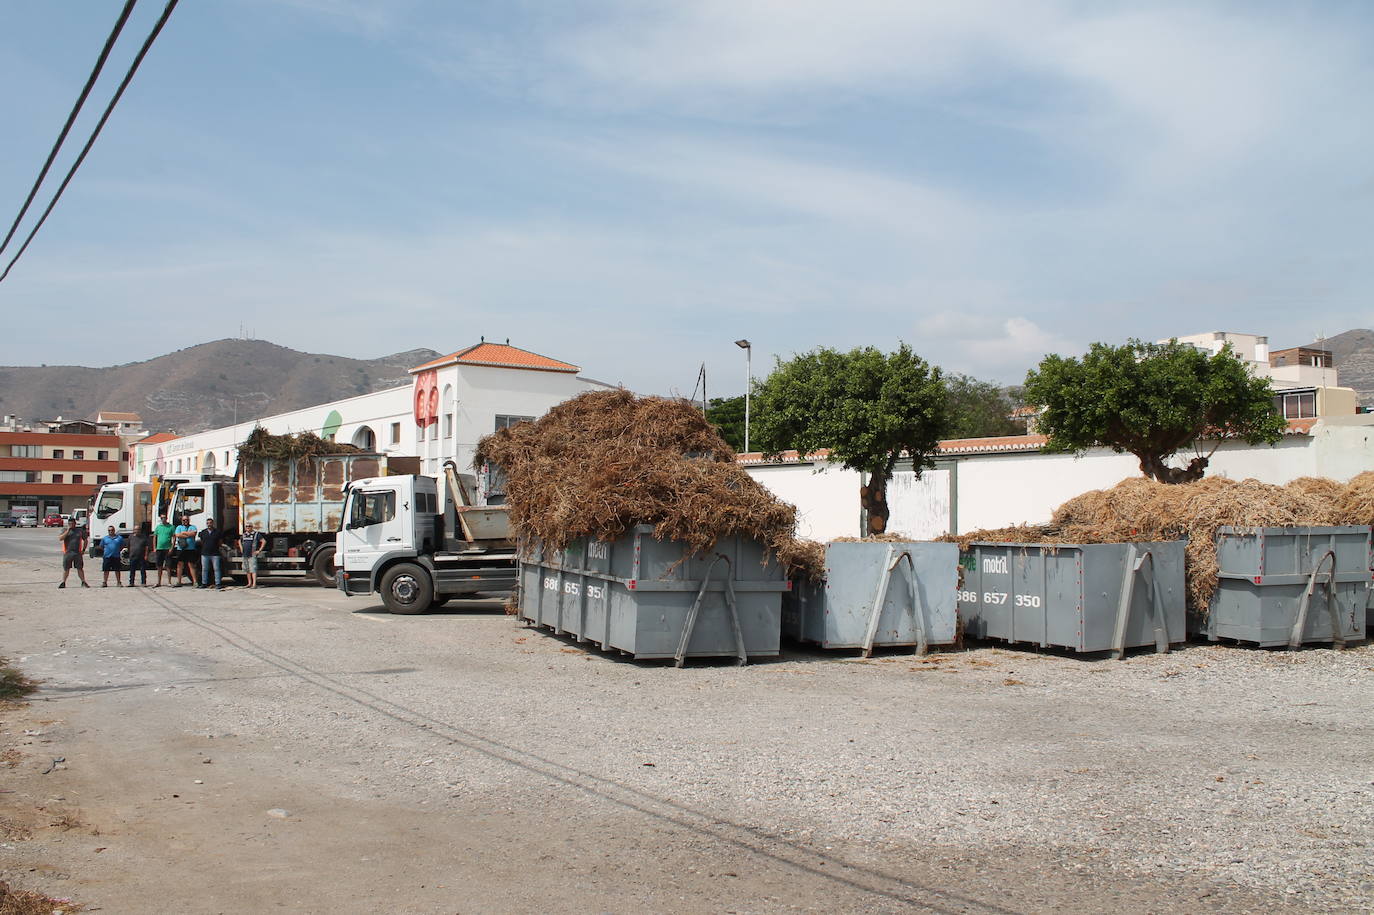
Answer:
[
  {"xmin": 705, "ymin": 395, "xmax": 746, "ymax": 452},
  {"xmin": 945, "ymin": 373, "xmax": 1021, "ymax": 439},
  {"xmin": 1023, "ymin": 339, "xmax": 1286, "ymax": 483},
  {"xmin": 753, "ymin": 344, "xmax": 949, "ymax": 534}
]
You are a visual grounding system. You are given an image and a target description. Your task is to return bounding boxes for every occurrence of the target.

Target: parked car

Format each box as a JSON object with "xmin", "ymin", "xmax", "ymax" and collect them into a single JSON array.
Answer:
[
  {"xmin": 17, "ymin": 516, "xmax": 38, "ymax": 528},
  {"xmin": 0, "ymin": 516, "xmax": 18, "ymax": 528},
  {"xmin": 43, "ymin": 514, "xmax": 64, "ymax": 527}
]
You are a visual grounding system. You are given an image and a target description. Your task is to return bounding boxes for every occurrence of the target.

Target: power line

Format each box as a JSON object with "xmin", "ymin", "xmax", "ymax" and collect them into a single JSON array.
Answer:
[
  {"xmin": 0, "ymin": 0, "xmax": 139, "ymax": 259},
  {"xmin": 0, "ymin": 0, "xmax": 180, "ymax": 286}
]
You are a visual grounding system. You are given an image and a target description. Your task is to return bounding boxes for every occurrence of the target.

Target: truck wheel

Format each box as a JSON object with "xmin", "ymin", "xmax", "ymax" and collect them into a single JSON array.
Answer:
[
  {"xmin": 311, "ymin": 545, "xmax": 337, "ymax": 588},
  {"xmin": 379, "ymin": 563, "xmax": 432, "ymax": 615}
]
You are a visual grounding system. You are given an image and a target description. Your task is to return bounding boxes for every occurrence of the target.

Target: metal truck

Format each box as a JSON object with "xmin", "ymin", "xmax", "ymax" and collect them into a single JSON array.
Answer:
[
  {"xmin": 167, "ymin": 452, "xmax": 419, "ymax": 586},
  {"xmin": 336, "ymin": 460, "xmax": 517, "ymax": 613},
  {"xmin": 87, "ymin": 475, "xmax": 213, "ymax": 561}
]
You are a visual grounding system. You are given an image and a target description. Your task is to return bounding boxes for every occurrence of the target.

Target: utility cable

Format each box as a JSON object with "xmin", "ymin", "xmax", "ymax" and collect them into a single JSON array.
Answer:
[
  {"xmin": 0, "ymin": 0, "xmax": 179, "ymax": 286},
  {"xmin": 0, "ymin": 0, "xmax": 139, "ymax": 259}
]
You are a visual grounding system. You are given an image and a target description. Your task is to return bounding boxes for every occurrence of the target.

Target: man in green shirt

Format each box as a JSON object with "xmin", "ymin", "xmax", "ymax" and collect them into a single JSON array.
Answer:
[{"xmin": 152, "ymin": 514, "xmax": 177, "ymax": 587}]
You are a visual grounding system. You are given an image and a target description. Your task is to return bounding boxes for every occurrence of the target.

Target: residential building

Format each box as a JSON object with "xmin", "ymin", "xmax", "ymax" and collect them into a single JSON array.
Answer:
[
  {"xmin": 0, "ymin": 428, "xmax": 127, "ymax": 520},
  {"xmin": 1165, "ymin": 331, "xmax": 1356, "ymax": 418}
]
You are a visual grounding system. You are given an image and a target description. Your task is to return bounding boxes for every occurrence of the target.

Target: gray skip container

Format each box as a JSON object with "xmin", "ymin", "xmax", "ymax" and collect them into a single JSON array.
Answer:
[
  {"xmin": 957, "ymin": 541, "xmax": 1186, "ymax": 656},
  {"xmin": 1203, "ymin": 525, "xmax": 1370, "ymax": 648},
  {"xmin": 518, "ymin": 525, "xmax": 790, "ymax": 665},
  {"xmin": 783, "ymin": 541, "xmax": 958, "ymax": 654}
]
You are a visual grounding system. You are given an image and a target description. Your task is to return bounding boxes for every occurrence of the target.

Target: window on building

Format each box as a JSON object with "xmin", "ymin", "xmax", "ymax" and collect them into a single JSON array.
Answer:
[
  {"xmin": 443, "ymin": 413, "xmax": 453, "ymax": 439},
  {"xmin": 72, "ymin": 474, "xmax": 84, "ymax": 484},
  {"xmin": 96, "ymin": 474, "xmax": 109, "ymax": 484},
  {"xmin": 97, "ymin": 450, "xmax": 109, "ymax": 461},
  {"xmin": 175, "ymin": 459, "xmax": 182, "ymax": 473},
  {"xmin": 390, "ymin": 422, "xmax": 401, "ymax": 445},
  {"xmin": 51, "ymin": 473, "xmax": 63, "ymax": 483},
  {"xmin": 0, "ymin": 471, "xmax": 40, "ymax": 482},
  {"xmin": 52, "ymin": 449, "xmax": 64, "ymax": 459},
  {"xmin": 121, "ymin": 451, "xmax": 129, "ymax": 462},
  {"xmin": 11, "ymin": 445, "xmax": 42, "ymax": 458},
  {"xmin": 494, "ymin": 415, "xmax": 535, "ymax": 431},
  {"xmin": 1277, "ymin": 391, "xmax": 1317, "ymax": 419},
  {"xmin": 429, "ymin": 422, "xmax": 438, "ymax": 441},
  {"xmin": 73, "ymin": 449, "xmax": 85, "ymax": 460}
]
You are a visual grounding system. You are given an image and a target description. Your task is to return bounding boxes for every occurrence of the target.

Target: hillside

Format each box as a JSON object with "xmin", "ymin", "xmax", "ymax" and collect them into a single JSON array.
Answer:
[
  {"xmin": 1305, "ymin": 329, "xmax": 1374, "ymax": 407},
  {"xmin": 0, "ymin": 339, "xmax": 440, "ymax": 434}
]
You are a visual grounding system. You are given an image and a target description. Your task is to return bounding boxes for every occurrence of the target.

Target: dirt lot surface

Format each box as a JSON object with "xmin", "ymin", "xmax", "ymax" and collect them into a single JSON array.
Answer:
[{"xmin": 1, "ymin": 528, "xmax": 1371, "ymax": 913}]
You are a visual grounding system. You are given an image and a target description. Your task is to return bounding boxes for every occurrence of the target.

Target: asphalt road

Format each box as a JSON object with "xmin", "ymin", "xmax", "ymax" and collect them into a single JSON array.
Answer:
[{"xmin": 0, "ymin": 528, "xmax": 1370, "ymax": 914}]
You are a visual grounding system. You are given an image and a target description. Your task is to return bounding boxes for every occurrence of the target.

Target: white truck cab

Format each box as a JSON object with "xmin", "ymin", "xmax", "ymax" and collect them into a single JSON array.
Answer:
[{"xmin": 337, "ymin": 473, "xmax": 515, "ymax": 614}]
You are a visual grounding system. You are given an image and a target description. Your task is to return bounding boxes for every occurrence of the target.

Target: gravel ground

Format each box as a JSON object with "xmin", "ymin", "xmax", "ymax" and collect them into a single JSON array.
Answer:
[{"xmin": 0, "ymin": 527, "xmax": 1371, "ymax": 913}]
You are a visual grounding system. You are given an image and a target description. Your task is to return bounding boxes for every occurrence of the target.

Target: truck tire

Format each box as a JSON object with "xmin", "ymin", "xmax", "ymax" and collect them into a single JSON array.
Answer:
[
  {"xmin": 311, "ymin": 545, "xmax": 337, "ymax": 588},
  {"xmin": 379, "ymin": 563, "xmax": 432, "ymax": 615}
]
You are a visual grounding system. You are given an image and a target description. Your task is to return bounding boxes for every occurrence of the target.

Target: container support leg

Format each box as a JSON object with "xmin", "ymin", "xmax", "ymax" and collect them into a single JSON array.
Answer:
[
  {"xmin": 1289, "ymin": 550, "xmax": 1340, "ymax": 651},
  {"xmin": 863, "ymin": 548, "xmax": 924, "ymax": 657},
  {"xmin": 1112, "ymin": 548, "xmax": 1165, "ymax": 660},
  {"xmin": 675, "ymin": 555, "xmax": 746, "ymax": 668}
]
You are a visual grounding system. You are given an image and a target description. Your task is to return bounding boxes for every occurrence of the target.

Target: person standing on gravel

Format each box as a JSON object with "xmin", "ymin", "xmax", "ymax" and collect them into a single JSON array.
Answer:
[
  {"xmin": 239, "ymin": 522, "xmax": 266, "ymax": 589},
  {"xmin": 57, "ymin": 519, "xmax": 90, "ymax": 589},
  {"xmin": 152, "ymin": 514, "xmax": 175, "ymax": 587},
  {"xmin": 197, "ymin": 517, "xmax": 226, "ymax": 591},
  {"xmin": 99, "ymin": 525, "xmax": 126, "ymax": 588},
  {"xmin": 173, "ymin": 515, "xmax": 198, "ymax": 587},
  {"xmin": 127, "ymin": 521, "xmax": 152, "ymax": 587}
]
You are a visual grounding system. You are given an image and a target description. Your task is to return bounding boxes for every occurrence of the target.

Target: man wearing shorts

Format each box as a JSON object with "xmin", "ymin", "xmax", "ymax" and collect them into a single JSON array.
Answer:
[
  {"xmin": 152, "ymin": 514, "xmax": 176, "ymax": 587},
  {"xmin": 99, "ymin": 525, "xmax": 126, "ymax": 587},
  {"xmin": 58, "ymin": 519, "xmax": 90, "ymax": 589},
  {"xmin": 174, "ymin": 515, "xmax": 199, "ymax": 587},
  {"xmin": 240, "ymin": 522, "xmax": 265, "ymax": 588}
]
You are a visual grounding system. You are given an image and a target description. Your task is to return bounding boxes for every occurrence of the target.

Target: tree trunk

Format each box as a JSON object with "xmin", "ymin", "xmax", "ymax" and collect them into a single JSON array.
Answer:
[
  {"xmin": 861, "ymin": 470, "xmax": 891, "ymax": 534},
  {"xmin": 1138, "ymin": 453, "xmax": 1209, "ymax": 484}
]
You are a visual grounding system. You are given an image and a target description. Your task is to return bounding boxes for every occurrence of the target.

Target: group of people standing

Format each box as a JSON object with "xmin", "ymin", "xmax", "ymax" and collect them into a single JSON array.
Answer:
[{"xmin": 58, "ymin": 515, "xmax": 269, "ymax": 590}]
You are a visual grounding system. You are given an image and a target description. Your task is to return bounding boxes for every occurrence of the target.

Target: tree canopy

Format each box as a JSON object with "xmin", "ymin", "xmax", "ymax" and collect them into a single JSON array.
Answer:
[
  {"xmin": 1023, "ymin": 339, "xmax": 1287, "ymax": 483},
  {"xmin": 705, "ymin": 395, "xmax": 746, "ymax": 452},
  {"xmin": 945, "ymin": 373, "xmax": 1022, "ymax": 439},
  {"xmin": 753, "ymin": 344, "xmax": 949, "ymax": 533}
]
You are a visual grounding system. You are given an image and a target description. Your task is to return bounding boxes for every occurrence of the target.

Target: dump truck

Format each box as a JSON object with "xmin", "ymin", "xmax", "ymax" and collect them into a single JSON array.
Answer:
[
  {"xmin": 166, "ymin": 452, "xmax": 419, "ymax": 586},
  {"xmin": 336, "ymin": 460, "xmax": 517, "ymax": 613}
]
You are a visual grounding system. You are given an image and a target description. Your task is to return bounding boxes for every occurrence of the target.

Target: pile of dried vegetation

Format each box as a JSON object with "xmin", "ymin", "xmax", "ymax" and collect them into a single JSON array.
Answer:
[
  {"xmin": 236, "ymin": 426, "xmax": 362, "ymax": 464},
  {"xmin": 475, "ymin": 389, "xmax": 825, "ymax": 581},
  {"xmin": 0, "ymin": 881, "xmax": 81, "ymax": 914},
  {"xmin": 949, "ymin": 474, "xmax": 1374, "ymax": 612}
]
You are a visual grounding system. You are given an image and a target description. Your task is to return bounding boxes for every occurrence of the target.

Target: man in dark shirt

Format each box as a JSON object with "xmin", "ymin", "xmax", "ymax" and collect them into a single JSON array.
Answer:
[
  {"xmin": 58, "ymin": 519, "xmax": 90, "ymax": 589},
  {"xmin": 197, "ymin": 517, "xmax": 226, "ymax": 590}
]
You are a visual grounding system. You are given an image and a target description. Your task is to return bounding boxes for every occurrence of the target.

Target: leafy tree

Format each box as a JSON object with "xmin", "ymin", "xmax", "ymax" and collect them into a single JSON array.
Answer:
[
  {"xmin": 753, "ymin": 344, "xmax": 949, "ymax": 534},
  {"xmin": 705, "ymin": 395, "xmax": 746, "ymax": 452},
  {"xmin": 1023, "ymin": 339, "xmax": 1286, "ymax": 483},
  {"xmin": 945, "ymin": 373, "xmax": 1021, "ymax": 439}
]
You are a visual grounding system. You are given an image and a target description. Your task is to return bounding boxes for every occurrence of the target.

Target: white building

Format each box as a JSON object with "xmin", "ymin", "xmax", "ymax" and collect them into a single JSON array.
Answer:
[{"xmin": 132, "ymin": 342, "xmax": 613, "ymax": 483}]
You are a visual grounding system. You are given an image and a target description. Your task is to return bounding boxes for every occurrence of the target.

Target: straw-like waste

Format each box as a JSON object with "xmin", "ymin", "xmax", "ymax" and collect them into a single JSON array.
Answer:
[
  {"xmin": 475, "ymin": 389, "xmax": 825, "ymax": 581},
  {"xmin": 947, "ymin": 474, "xmax": 1366, "ymax": 612},
  {"xmin": 236, "ymin": 426, "xmax": 362, "ymax": 464}
]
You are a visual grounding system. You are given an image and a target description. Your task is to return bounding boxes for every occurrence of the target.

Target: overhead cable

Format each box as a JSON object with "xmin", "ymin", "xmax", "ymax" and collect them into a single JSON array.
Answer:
[
  {"xmin": 0, "ymin": 0, "xmax": 140, "ymax": 259},
  {"xmin": 0, "ymin": 0, "xmax": 180, "ymax": 286}
]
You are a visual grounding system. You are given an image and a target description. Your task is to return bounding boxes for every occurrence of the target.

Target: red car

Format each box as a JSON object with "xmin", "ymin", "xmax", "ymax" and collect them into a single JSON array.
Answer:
[{"xmin": 43, "ymin": 514, "xmax": 64, "ymax": 527}]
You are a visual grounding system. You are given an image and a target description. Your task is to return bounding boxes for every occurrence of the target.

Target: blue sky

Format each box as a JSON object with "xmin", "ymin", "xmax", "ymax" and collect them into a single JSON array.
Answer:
[{"xmin": 1, "ymin": 1, "xmax": 1371, "ymax": 394}]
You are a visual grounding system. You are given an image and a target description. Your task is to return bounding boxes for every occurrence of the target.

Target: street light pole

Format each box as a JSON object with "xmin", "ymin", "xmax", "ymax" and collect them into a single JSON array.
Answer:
[{"xmin": 735, "ymin": 339, "xmax": 752, "ymax": 453}]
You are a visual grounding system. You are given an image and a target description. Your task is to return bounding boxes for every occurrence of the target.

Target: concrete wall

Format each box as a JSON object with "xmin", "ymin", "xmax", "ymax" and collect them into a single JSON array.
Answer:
[{"xmin": 745, "ymin": 417, "xmax": 1374, "ymax": 541}]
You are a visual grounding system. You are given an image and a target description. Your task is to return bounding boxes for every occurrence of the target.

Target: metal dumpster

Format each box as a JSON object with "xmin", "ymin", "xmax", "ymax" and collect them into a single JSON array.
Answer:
[
  {"xmin": 517, "ymin": 525, "xmax": 790, "ymax": 664},
  {"xmin": 957, "ymin": 541, "xmax": 1186, "ymax": 656},
  {"xmin": 782, "ymin": 541, "xmax": 957, "ymax": 653},
  {"xmin": 1202, "ymin": 526, "xmax": 1370, "ymax": 648}
]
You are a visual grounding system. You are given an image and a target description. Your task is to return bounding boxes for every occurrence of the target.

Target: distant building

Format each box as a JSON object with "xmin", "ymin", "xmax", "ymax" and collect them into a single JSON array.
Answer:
[{"xmin": 1166, "ymin": 331, "xmax": 1356, "ymax": 420}]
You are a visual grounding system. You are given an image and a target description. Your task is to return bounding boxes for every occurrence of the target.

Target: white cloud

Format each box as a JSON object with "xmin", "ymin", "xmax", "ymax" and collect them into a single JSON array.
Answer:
[{"xmin": 916, "ymin": 314, "xmax": 1077, "ymax": 381}]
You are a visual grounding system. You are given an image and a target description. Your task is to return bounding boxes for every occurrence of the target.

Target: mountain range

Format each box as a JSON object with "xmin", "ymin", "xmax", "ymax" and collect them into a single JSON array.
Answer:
[
  {"xmin": 0, "ymin": 339, "xmax": 440, "ymax": 435},
  {"xmin": 1305, "ymin": 329, "xmax": 1374, "ymax": 408}
]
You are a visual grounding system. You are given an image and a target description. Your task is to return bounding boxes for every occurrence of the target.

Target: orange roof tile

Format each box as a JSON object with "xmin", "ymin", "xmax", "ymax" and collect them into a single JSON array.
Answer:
[
  {"xmin": 135, "ymin": 432, "xmax": 178, "ymax": 445},
  {"xmin": 411, "ymin": 342, "xmax": 579, "ymax": 374},
  {"xmin": 96, "ymin": 411, "xmax": 142, "ymax": 421}
]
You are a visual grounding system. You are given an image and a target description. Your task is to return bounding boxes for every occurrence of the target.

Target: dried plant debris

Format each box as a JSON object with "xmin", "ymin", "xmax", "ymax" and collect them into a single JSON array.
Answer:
[
  {"xmin": 236, "ymin": 426, "xmax": 362, "ymax": 464},
  {"xmin": 947, "ymin": 475, "xmax": 1360, "ymax": 612},
  {"xmin": 475, "ymin": 389, "xmax": 824, "ymax": 581}
]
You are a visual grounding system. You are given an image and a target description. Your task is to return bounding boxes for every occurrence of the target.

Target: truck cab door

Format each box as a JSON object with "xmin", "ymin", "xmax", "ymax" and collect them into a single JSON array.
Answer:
[{"xmin": 340, "ymin": 482, "xmax": 410, "ymax": 573}]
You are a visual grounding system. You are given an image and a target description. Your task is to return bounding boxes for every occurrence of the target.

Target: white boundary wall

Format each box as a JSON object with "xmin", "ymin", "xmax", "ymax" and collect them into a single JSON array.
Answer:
[{"xmin": 745, "ymin": 418, "xmax": 1374, "ymax": 541}]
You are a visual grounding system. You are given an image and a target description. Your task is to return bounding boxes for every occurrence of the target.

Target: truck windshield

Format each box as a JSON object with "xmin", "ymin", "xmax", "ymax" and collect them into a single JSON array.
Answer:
[
  {"xmin": 349, "ymin": 490, "xmax": 395, "ymax": 528},
  {"xmin": 95, "ymin": 491, "xmax": 123, "ymax": 519}
]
